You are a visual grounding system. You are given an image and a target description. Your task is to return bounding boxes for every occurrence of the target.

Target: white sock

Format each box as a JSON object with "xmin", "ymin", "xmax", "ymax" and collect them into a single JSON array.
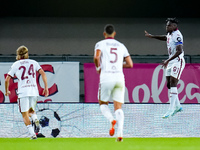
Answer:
[
  {"xmin": 175, "ymin": 97, "xmax": 181, "ymax": 107},
  {"xmin": 173, "ymin": 87, "xmax": 181, "ymax": 107},
  {"xmin": 31, "ymin": 114, "xmax": 38, "ymax": 122},
  {"xmin": 169, "ymin": 87, "xmax": 177, "ymax": 111},
  {"xmin": 27, "ymin": 124, "xmax": 36, "ymax": 136},
  {"xmin": 115, "ymin": 109, "xmax": 124, "ymax": 137},
  {"xmin": 100, "ymin": 104, "xmax": 114, "ymax": 123}
]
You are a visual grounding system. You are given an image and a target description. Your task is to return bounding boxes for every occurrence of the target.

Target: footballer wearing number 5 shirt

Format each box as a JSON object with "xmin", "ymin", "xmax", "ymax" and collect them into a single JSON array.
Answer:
[
  {"xmin": 145, "ymin": 18, "xmax": 185, "ymax": 119},
  {"xmin": 5, "ymin": 46, "xmax": 49, "ymax": 139},
  {"xmin": 94, "ymin": 24, "xmax": 133, "ymax": 142}
]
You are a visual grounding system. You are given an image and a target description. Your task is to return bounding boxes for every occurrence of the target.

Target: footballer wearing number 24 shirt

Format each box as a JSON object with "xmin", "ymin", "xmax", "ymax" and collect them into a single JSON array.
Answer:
[{"xmin": 5, "ymin": 46, "xmax": 49, "ymax": 139}]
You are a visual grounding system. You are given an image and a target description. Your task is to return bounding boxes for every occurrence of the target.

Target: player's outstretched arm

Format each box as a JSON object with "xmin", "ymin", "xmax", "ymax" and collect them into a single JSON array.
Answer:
[
  {"xmin": 123, "ymin": 56, "xmax": 133, "ymax": 68},
  {"xmin": 38, "ymin": 69, "xmax": 49, "ymax": 97},
  {"xmin": 144, "ymin": 30, "xmax": 167, "ymax": 41},
  {"xmin": 5, "ymin": 75, "xmax": 11, "ymax": 96}
]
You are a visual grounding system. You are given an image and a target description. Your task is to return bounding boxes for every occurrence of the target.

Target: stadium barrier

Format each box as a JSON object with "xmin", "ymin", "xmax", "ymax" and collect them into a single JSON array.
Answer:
[
  {"xmin": 0, "ymin": 62, "xmax": 79, "ymax": 103},
  {"xmin": 1, "ymin": 55, "xmax": 200, "ymax": 103},
  {"xmin": 0, "ymin": 103, "xmax": 200, "ymax": 138},
  {"xmin": 84, "ymin": 63, "xmax": 200, "ymax": 103}
]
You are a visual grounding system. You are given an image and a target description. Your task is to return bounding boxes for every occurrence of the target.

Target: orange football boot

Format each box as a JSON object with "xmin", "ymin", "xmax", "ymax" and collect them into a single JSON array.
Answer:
[{"xmin": 109, "ymin": 120, "xmax": 116, "ymax": 136}]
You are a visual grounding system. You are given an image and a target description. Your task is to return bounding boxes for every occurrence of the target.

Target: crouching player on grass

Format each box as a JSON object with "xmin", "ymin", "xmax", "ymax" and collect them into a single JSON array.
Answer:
[
  {"xmin": 5, "ymin": 46, "xmax": 49, "ymax": 139},
  {"xmin": 94, "ymin": 24, "xmax": 133, "ymax": 141}
]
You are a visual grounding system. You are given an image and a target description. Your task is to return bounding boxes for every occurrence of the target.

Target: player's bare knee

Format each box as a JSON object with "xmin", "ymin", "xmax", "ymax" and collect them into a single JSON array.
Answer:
[
  {"xmin": 167, "ymin": 83, "xmax": 171, "ymax": 89},
  {"xmin": 170, "ymin": 78, "xmax": 178, "ymax": 87},
  {"xmin": 29, "ymin": 108, "xmax": 34, "ymax": 114},
  {"xmin": 114, "ymin": 101, "xmax": 122, "ymax": 111},
  {"xmin": 21, "ymin": 111, "xmax": 29, "ymax": 118},
  {"xmin": 99, "ymin": 100, "xmax": 108, "ymax": 105}
]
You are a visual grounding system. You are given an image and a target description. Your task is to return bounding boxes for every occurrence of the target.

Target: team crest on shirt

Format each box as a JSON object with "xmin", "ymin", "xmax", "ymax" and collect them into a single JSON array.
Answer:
[
  {"xmin": 173, "ymin": 66, "xmax": 177, "ymax": 73},
  {"xmin": 112, "ymin": 66, "xmax": 116, "ymax": 70},
  {"xmin": 177, "ymin": 37, "xmax": 182, "ymax": 42}
]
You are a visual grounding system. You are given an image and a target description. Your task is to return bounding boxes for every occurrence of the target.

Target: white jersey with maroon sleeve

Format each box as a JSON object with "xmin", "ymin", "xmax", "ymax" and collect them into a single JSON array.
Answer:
[
  {"xmin": 8, "ymin": 59, "xmax": 41, "ymax": 98},
  {"xmin": 94, "ymin": 38, "xmax": 130, "ymax": 83},
  {"xmin": 166, "ymin": 29, "xmax": 184, "ymax": 63}
]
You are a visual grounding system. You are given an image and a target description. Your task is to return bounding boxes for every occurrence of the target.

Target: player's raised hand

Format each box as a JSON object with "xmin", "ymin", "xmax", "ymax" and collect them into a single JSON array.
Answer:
[{"xmin": 144, "ymin": 30, "xmax": 152, "ymax": 38}]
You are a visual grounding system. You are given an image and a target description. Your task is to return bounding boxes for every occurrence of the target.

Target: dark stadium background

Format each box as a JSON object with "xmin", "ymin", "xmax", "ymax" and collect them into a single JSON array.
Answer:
[
  {"xmin": 0, "ymin": 0, "xmax": 199, "ymax": 55},
  {"xmin": 1, "ymin": 0, "xmax": 199, "ymax": 18}
]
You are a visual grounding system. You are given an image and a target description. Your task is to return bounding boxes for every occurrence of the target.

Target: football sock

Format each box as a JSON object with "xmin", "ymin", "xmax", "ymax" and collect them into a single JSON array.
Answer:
[
  {"xmin": 172, "ymin": 87, "xmax": 181, "ymax": 107},
  {"xmin": 100, "ymin": 104, "xmax": 114, "ymax": 123},
  {"xmin": 115, "ymin": 109, "xmax": 124, "ymax": 137},
  {"xmin": 175, "ymin": 97, "xmax": 181, "ymax": 107},
  {"xmin": 31, "ymin": 113, "xmax": 38, "ymax": 122},
  {"xmin": 169, "ymin": 87, "xmax": 177, "ymax": 110},
  {"xmin": 27, "ymin": 124, "xmax": 36, "ymax": 136}
]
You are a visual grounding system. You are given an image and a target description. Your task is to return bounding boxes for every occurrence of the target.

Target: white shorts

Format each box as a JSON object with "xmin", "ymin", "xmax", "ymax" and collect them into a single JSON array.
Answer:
[
  {"xmin": 98, "ymin": 81, "xmax": 125, "ymax": 103},
  {"xmin": 18, "ymin": 96, "xmax": 38, "ymax": 112},
  {"xmin": 165, "ymin": 58, "xmax": 185, "ymax": 79}
]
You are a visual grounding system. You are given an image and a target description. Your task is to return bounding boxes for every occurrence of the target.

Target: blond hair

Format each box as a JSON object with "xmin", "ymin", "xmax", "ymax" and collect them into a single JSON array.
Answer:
[{"xmin": 16, "ymin": 45, "xmax": 29, "ymax": 60}]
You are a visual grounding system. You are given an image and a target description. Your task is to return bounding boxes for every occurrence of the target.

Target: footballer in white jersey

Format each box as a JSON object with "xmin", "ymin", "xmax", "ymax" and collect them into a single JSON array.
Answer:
[
  {"xmin": 8, "ymin": 59, "xmax": 41, "ymax": 98},
  {"xmin": 145, "ymin": 18, "xmax": 185, "ymax": 119},
  {"xmin": 167, "ymin": 29, "xmax": 184, "ymax": 63},
  {"xmin": 94, "ymin": 24, "xmax": 133, "ymax": 142},
  {"xmin": 95, "ymin": 37, "xmax": 130, "ymax": 84},
  {"xmin": 5, "ymin": 46, "xmax": 49, "ymax": 139}
]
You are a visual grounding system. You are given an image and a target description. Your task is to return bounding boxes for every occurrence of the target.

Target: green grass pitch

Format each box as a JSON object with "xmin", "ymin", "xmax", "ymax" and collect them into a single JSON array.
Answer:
[{"xmin": 1, "ymin": 137, "xmax": 200, "ymax": 150}]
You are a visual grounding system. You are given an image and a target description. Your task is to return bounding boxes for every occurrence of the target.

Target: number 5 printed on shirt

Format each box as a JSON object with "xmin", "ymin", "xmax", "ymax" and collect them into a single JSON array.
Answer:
[{"xmin": 110, "ymin": 48, "xmax": 118, "ymax": 63}]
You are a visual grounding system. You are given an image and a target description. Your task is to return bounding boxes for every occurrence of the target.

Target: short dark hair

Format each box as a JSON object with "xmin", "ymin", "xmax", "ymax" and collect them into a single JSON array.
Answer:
[
  {"xmin": 104, "ymin": 24, "xmax": 115, "ymax": 35},
  {"xmin": 166, "ymin": 18, "xmax": 179, "ymax": 24}
]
